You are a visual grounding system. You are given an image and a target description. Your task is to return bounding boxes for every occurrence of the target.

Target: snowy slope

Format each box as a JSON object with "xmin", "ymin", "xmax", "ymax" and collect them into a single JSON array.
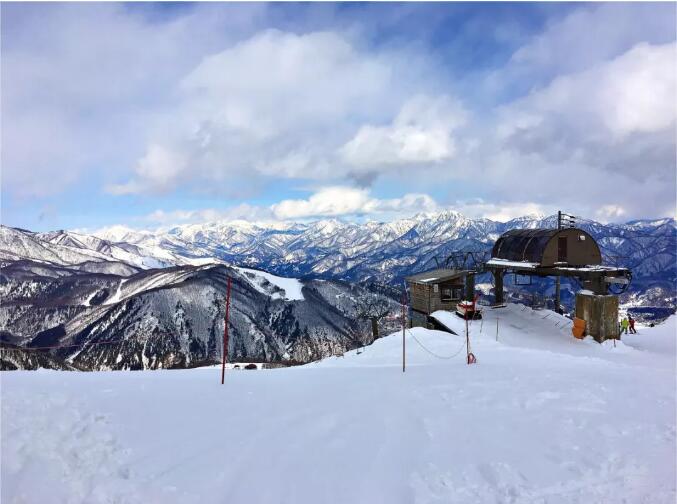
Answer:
[
  {"xmin": 2, "ymin": 308, "xmax": 674, "ymax": 504},
  {"xmin": 0, "ymin": 226, "xmax": 113, "ymax": 266},
  {"xmin": 237, "ymin": 266, "xmax": 305, "ymax": 300},
  {"xmin": 0, "ymin": 261, "xmax": 397, "ymax": 369}
]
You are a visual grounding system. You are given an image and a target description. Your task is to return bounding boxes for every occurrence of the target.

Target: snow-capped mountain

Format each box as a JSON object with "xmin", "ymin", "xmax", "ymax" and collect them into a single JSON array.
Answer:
[
  {"xmin": 3, "ymin": 211, "xmax": 675, "ymax": 296},
  {"xmin": 83, "ymin": 211, "xmax": 675, "ymax": 290},
  {"xmin": 1, "ymin": 260, "xmax": 399, "ymax": 370}
]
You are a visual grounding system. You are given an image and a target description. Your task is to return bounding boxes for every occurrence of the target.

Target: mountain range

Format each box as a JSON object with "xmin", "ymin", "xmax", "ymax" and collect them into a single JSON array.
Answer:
[
  {"xmin": 1, "ymin": 211, "xmax": 674, "ymax": 370},
  {"xmin": 87, "ymin": 211, "xmax": 676, "ymax": 289}
]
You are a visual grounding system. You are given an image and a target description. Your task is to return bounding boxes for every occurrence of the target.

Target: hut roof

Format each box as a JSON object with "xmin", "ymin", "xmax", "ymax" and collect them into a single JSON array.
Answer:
[
  {"xmin": 405, "ymin": 268, "xmax": 469, "ymax": 285},
  {"xmin": 492, "ymin": 228, "xmax": 558, "ymax": 263},
  {"xmin": 491, "ymin": 227, "xmax": 598, "ymax": 264}
]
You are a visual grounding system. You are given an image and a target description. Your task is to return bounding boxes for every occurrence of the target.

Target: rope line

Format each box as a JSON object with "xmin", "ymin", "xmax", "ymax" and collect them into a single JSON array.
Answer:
[{"xmin": 407, "ymin": 328, "xmax": 466, "ymax": 360}]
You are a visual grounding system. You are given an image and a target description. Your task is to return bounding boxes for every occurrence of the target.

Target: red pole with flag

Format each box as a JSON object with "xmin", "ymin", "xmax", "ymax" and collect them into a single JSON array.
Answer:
[{"xmin": 221, "ymin": 276, "xmax": 232, "ymax": 384}]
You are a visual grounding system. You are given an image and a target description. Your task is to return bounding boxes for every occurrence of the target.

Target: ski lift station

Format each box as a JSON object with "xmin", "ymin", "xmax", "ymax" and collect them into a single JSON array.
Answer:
[
  {"xmin": 407, "ymin": 225, "xmax": 631, "ymax": 343},
  {"xmin": 490, "ymin": 228, "xmax": 601, "ymax": 267}
]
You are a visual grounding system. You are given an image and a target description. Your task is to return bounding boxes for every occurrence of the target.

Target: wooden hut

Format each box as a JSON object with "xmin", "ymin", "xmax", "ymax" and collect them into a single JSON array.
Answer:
[{"xmin": 405, "ymin": 268, "xmax": 471, "ymax": 320}]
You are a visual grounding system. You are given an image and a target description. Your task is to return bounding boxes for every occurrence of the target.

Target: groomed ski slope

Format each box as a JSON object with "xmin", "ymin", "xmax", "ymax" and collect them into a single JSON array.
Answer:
[{"xmin": 2, "ymin": 305, "xmax": 675, "ymax": 504}]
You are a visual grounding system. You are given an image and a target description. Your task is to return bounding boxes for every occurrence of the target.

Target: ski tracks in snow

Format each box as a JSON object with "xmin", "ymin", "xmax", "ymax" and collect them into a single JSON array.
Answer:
[
  {"xmin": 1, "ymin": 389, "xmax": 185, "ymax": 504},
  {"xmin": 410, "ymin": 457, "xmax": 656, "ymax": 504}
]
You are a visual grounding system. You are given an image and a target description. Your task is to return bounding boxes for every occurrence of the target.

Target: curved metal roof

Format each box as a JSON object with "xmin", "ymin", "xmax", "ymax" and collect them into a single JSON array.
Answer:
[{"xmin": 491, "ymin": 228, "xmax": 560, "ymax": 263}]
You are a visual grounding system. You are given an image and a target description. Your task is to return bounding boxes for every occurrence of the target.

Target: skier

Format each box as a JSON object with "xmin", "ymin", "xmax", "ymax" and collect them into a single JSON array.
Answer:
[
  {"xmin": 628, "ymin": 315, "xmax": 637, "ymax": 334},
  {"xmin": 620, "ymin": 317, "xmax": 629, "ymax": 335}
]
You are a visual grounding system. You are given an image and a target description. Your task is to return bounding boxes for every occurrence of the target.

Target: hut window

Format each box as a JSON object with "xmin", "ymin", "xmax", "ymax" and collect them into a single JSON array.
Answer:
[
  {"xmin": 578, "ymin": 234, "xmax": 586, "ymax": 241},
  {"xmin": 441, "ymin": 287, "xmax": 463, "ymax": 302}
]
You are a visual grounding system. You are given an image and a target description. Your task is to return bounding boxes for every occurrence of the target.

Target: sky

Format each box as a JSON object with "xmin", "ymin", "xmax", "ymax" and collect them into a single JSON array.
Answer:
[{"xmin": 1, "ymin": 2, "xmax": 676, "ymax": 232}]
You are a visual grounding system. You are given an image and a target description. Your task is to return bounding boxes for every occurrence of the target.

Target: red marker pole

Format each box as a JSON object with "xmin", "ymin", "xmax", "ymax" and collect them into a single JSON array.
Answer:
[
  {"xmin": 465, "ymin": 311, "xmax": 469, "ymax": 364},
  {"xmin": 221, "ymin": 276, "xmax": 232, "ymax": 385},
  {"xmin": 401, "ymin": 293, "xmax": 406, "ymax": 373}
]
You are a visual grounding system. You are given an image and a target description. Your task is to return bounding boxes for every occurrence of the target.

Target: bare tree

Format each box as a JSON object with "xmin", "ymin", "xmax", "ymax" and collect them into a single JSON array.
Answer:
[{"xmin": 355, "ymin": 294, "xmax": 392, "ymax": 342}]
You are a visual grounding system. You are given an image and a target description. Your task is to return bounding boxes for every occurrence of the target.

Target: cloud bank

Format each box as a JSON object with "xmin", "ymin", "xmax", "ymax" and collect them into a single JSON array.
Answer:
[{"xmin": 2, "ymin": 3, "xmax": 675, "ymax": 230}]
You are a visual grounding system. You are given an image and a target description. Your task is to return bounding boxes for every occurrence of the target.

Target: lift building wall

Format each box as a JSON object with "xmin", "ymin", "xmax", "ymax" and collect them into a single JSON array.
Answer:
[{"xmin": 408, "ymin": 278, "xmax": 465, "ymax": 314}]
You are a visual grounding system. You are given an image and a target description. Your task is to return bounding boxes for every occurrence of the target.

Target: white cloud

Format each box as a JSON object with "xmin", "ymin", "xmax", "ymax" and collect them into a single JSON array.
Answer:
[
  {"xmin": 271, "ymin": 187, "xmax": 372, "ymax": 220},
  {"xmin": 181, "ymin": 30, "xmax": 391, "ymax": 133},
  {"xmin": 595, "ymin": 205, "xmax": 626, "ymax": 223},
  {"xmin": 459, "ymin": 8, "xmax": 676, "ymax": 223},
  {"xmin": 142, "ymin": 204, "xmax": 274, "ymax": 225},
  {"xmin": 271, "ymin": 186, "xmax": 439, "ymax": 220},
  {"xmin": 255, "ymin": 151, "xmax": 329, "ymax": 179},
  {"xmin": 529, "ymin": 42, "xmax": 672, "ymax": 137},
  {"xmin": 114, "ymin": 29, "xmax": 405, "ymax": 194},
  {"xmin": 2, "ymin": 3, "xmax": 266, "ymax": 198},
  {"xmin": 451, "ymin": 200, "xmax": 553, "ymax": 222},
  {"xmin": 4, "ymin": 3, "xmax": 675, "ymax": 226},
  {"xmin": 106, "ymin": 6, "xmax": 675, "ymax": 225},
  {"xmin": 496, "ymin": 41, "xmax": 676, "ymax": 187},
  {"xmin": 139, "ymin": 187, "xmax": 440, "ymax": 225},
  {"xmin": 2, "ymin": 112, "xmax": 86, "ymax": 197},
  {"xmin": 107, "ymin": 144, "xmax": 189, "ymax": 195},
  {"xmin": 501, "ymin": 42, "xmax": 676, "ymax": 140},
  {"xmin": 511, "ymin": 3, "xmax": 676, "ymax": 77},
  {"xmin": 340, "ymin": 95, "xmax": 467, "ymax": 169},
  {"xmin": 374, "ymin": 193, "xmax": 439, "ymax": 215},
  {"xmin": 447, "ymin": 143, "xmax": 676, "ymax": 226}
]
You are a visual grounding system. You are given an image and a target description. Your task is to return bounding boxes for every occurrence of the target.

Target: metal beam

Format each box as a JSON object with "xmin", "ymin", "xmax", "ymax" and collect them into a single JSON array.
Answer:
[
  {"xmin": 604, "ymin": 276, "xmax": 629, "ymax": 285},
  {"xmin": 493, "ymin": 269, "xmax": 504, "ymax": 305},
  {"xmin": 486, "ymin": 265, "xmax": 629, "ymax": 280}
]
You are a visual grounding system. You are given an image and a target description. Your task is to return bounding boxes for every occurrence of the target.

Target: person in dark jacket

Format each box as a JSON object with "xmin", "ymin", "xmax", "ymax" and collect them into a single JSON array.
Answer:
[{"xmin": 628, "ymin": 315, "xmax": 637, "ymax": 334}]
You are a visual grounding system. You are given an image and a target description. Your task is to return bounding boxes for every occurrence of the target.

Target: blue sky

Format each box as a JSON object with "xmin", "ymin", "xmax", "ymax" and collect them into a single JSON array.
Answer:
[{"xmin": 2, "ymin": 2, "xmax": 675, "ymax": 232}]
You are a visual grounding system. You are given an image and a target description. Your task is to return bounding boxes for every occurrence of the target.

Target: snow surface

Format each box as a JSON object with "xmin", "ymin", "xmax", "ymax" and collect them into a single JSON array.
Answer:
[
  {"xmin": 475, "ymin": 282, "xmax": 493, "ymax": 295},
  {"xmin": 104, "ymin": 279, "xmax": 127, "ymax": 305},
  {"xmin": 82, "ymin": 290, "xmax": 99, "ymax": 307},
  {"xmin": 2, "ymin": 306, "xmax": 675, "ymax": 503},
  {"xmin": 237, "ymin": 267, "xmax": 305, "ymax": 301}
]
